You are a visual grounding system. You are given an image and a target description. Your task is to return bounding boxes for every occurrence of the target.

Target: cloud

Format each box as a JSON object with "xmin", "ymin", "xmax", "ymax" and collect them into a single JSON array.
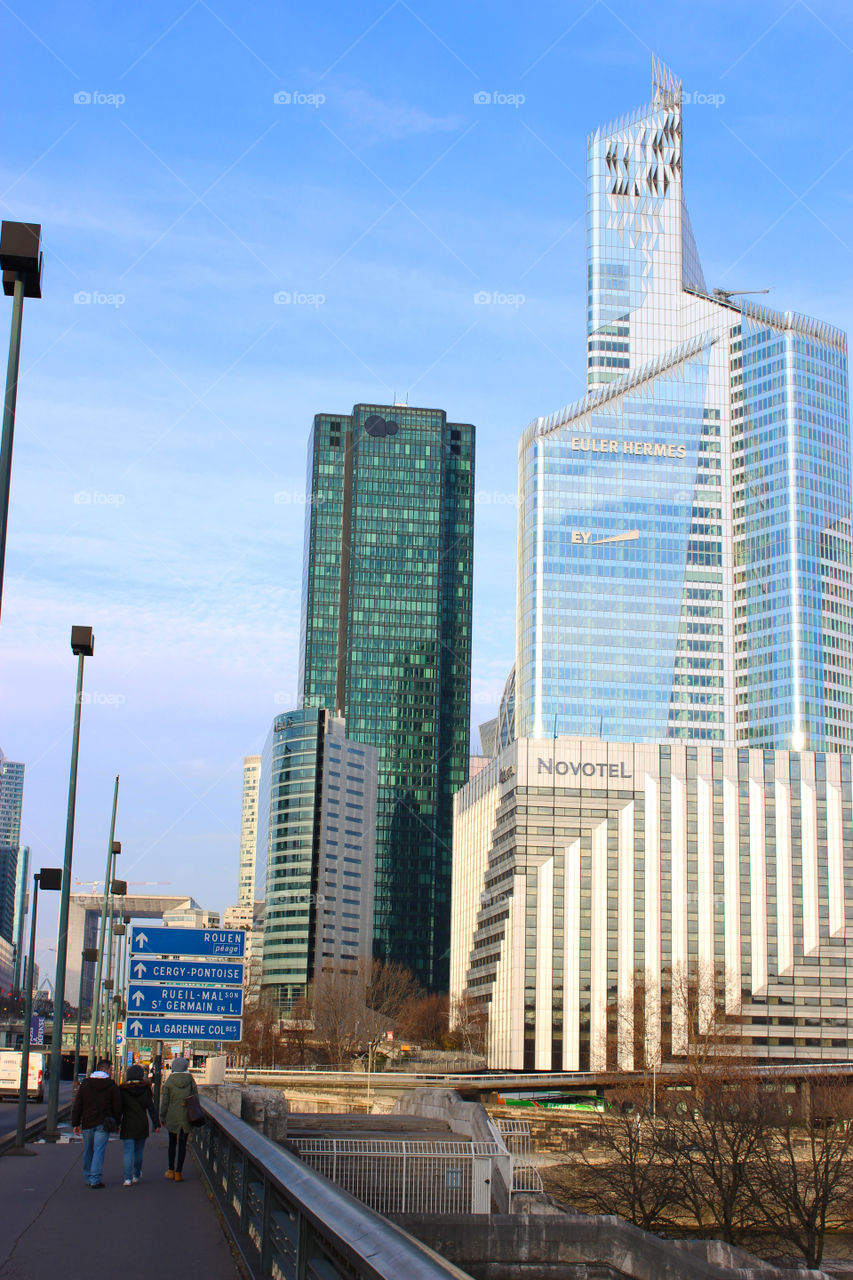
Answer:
[{"xmin": 337, "ymin": 88, "xmax": 461, "ymax": 143}]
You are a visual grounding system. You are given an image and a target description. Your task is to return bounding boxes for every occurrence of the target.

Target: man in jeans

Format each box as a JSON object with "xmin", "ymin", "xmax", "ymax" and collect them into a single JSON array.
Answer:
[{"xmin": 72, "ymin": 1059, "xmax": 122, "ymax": 1188}]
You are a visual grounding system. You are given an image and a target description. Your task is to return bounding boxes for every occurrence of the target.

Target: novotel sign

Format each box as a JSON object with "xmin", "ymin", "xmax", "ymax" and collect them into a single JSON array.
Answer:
[{"xmin": 538, "ymin": 758, "xmax": 632, "ymax": 779}]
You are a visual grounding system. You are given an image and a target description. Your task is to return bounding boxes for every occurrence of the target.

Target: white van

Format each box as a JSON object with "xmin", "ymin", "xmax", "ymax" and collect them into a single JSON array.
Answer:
[{"xmin": 0, "ymin": 1050, "xmax": 50, "ymax": 1101}]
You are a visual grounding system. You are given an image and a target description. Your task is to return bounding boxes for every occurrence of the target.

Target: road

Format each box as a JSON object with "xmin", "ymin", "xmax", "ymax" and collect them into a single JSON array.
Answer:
[{"xmin": 0, "ymin": 1079, "xmax": 74, "ymax": 1140}]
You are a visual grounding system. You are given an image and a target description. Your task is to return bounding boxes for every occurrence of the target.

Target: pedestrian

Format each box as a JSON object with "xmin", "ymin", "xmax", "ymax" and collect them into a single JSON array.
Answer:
[
  {"xmin": 159, "ymin": 1056, "xmax": 198, "ymax": 1182},
  {"xmin": 119, "ymin": 1063, "xmax": 160, "ymax": 1186},
  {"xmin": 72, "ymin": 1058, "xmax": 122, "ymax": 1189}
]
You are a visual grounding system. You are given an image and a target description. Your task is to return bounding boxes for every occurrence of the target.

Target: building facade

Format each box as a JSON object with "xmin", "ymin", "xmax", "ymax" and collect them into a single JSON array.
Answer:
[
  {"xmin": 238, "ymin": 755, "xmax": 262, "ymax": 907},
  {"xmin": 0, "ymin": 750, "xmax": 25, "ymax": 946},
  {"xmin": 512, "ymin": 59, "xmax": 850, "ymax": 752},
  {"xmin": 299, "ymin": 402, "xmax": 475, "ymax": 990},
  {"xmin": 258, "ymin": 708, "xmax": 377, "ymax": 1013},
  {"xmin": 451, "ymin": 737, "xmax": 853, "ymax": 1070}
]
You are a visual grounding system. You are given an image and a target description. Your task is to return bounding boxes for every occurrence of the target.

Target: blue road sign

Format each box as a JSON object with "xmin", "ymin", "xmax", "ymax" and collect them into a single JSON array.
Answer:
[
  {"xmin": 126, "ymin": 1016, "xmax": 242, "ymax": 1042},
  {"xmin": 128, "ymin": 984, "xmax": 244, "ymax": 1016},
  {"xmin": 130, "ymin": 927, "xmax": 245, "ymax": 957},
  {"xmin": 129, "ymin": 958, "xmax": 244, "ymax": 986}
]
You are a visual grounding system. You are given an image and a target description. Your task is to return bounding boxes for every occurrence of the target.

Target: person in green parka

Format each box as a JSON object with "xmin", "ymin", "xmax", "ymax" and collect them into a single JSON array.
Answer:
[{"xmin": 159, "ymin": 1057, "xmax": 198, "ymax": 1182}]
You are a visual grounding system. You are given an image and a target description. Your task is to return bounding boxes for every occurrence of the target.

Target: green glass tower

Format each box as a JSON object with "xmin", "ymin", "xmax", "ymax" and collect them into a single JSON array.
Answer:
[{"xmin": 299, "ymin": 402, "xmax": 475, "ymax": 990}]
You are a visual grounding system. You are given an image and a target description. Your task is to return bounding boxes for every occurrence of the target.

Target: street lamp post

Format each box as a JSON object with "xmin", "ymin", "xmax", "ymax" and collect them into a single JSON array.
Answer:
[
  {"xmin": 9, "ymin": 868, "xmax": 62, "ymax": 1154},
  {"xmin": 73, "ymin": 947, "xmax": 99, "ymax": 1081},
  {"xmin": 0, "ymin": 221, "xmax": 42, "ymax": 625},
  {"xmin": 45, "ymin": 625, "xmax": 95, "ymax": 1137},
  {"xmin": 87, "ymin": 821, "xmax": 120, "ymax": 1071}
]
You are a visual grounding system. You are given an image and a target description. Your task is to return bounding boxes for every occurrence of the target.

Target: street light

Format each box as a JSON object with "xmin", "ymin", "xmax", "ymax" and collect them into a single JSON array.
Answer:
[
  {"xmin": 73, "ymin": 947, "xmax": 99, "ymax": 1081},
  {"xmin": 0, "ymin": 221, "xmax": 42, "ymax": 625},
  {"xmin": 45, "ymin": 625, "xmax": 95, "ymax": 1137},
  {"xmin": 9, "ymin": 867, "xmax": 62, "ymax": 1155},
  {"xmin": 87, "ymin": 816, "xmax": 120, "ymax": 1071}
]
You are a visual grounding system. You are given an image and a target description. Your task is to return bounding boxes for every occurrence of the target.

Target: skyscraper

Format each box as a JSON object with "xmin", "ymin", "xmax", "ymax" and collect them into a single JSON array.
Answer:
[
  {"xmin": 300, "ymin": 402, "xmax": 475, "ymax": 989},
  {"xmin": 0, "ymin": 749, "xmax": 24, "ymax": 945},
  {"xmin": 238, "ymin": 755, "xmax": 261, "ymax": 907},
  {"xmin": 258, "ymin": 708, "xmax": 377, "ymax": 1011},
  {"xmin": 511, "ymin": 58, "xmax": 850, "ymax": 751}
]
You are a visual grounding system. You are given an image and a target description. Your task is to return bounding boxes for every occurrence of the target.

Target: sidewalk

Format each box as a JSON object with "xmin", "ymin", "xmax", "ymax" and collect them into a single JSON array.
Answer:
[{"xmin": 0, "ymin": 1127, "xmax": 241, "ymax": 1279}]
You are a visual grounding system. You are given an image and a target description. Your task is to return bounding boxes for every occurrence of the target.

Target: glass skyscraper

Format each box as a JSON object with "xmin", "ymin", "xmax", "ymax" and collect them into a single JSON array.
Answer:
[
  {"xmin": 0, "ymin": 749, "xmax": 24, "ymax": 946},
  {"xmin": 258, "ymin": 708, "xmax": 377, "ymax": 1012},
  {"xmin": 513, "ymin": 58, "xmax": 851, "ymax": 752},
  {"xmin": 299, "ymin": 402, "xmax": 475, "ymax": 990}
]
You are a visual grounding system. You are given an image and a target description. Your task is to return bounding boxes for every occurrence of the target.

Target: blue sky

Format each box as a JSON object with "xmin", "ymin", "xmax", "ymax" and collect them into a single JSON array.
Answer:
[{"xmin": 1, "ymin": 0, "xmax": 852, "ymax": 965}]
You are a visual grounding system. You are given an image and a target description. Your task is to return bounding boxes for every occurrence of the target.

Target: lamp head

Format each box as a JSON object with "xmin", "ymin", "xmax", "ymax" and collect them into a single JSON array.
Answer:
[{"xmin": 70, "ymin": 626, "xmax": 95, "ymax": 657}]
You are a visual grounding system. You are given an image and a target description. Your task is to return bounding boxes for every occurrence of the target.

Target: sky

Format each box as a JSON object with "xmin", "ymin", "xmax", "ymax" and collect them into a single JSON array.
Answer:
[{"xmin": 0, "ymin": 0, "xmax": 852, "ymax": 972}]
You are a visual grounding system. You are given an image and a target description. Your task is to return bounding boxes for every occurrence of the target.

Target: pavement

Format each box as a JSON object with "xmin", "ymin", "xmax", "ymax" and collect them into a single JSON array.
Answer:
[
  {"xmin": 0, "ymin": 1126, "xmax": 242, "ymax": 1279},
  {"xmin": 0, "ymin": 1080, "xmax": 75, "ymax": 1144}
]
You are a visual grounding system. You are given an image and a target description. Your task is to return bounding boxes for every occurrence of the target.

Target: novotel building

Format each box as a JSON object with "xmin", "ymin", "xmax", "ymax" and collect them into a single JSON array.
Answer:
[{"xmin": 450, "ymin": 738, "xmax": 853, "ymax": 1070}]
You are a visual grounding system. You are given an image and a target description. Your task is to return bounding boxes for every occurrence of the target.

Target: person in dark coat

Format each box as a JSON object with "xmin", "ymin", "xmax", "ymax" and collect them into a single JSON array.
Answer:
[
  {"xmin": 72, "ymin": 1059, "xmax": 122, "ymax": 1188},
  {"xmin": 119, "ymin": 1064, "xmax": 160, "ymax": 1185},
  {"xmin": 159, "ymin": 1057, "xmax": 198, "ymax": 1181}
]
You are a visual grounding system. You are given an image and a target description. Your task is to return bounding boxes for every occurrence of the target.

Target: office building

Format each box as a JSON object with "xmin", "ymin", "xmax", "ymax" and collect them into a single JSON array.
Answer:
[
  {"xmin": 452, "ymin": 738, "xmax": 853, "ymax": 1069},
  {"xmin": 258, "ymin": 708, "xmax": 377, "ymax": 1013},
  {"xmin": 238, "ymin": 755, "xmax": 262, "ymax": 907},
  {"xmin": 223, "ymin": 900, "xmax": 265, "ymax": 974},
  {"xmin": 455, "ymin": 61, "xmax": 853, "ymax": 1069},
  {"xmin": 299, "ymin": 402, "xmax": 474, "ymax": 989},
  {"xmin": 509, "ymin": 58, "xmax": 850, "ymax": 752},
  {"xmin": 0, "ymin": 750, "xmax": 25, "ymax": 945}
]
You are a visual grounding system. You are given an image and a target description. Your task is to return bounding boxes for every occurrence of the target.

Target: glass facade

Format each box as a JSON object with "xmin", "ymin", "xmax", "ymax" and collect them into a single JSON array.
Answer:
[
  {"xmin": 514, "ymin": 59, "xmax": 850, "ymax": 753},
  {"xmin": 0, "ymin": 750, "xmax": 24, "ymax": 946},
  {"xmin": 259, "ymin": 708, "xmax": 377, "ymax": 1012},
  {"xmin": 299, "ymin": 403, "xmax": 474, "ymax": 990}
]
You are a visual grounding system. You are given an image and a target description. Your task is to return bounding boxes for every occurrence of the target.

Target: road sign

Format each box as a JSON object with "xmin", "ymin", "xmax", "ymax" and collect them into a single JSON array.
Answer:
[
  {"xmin": 127, "ymin": 984, "xmax": 244, "ymax": 1016},
  {"xmin": 129, "ymin": 959, "xmax": 244, "ymax": 986},
  {"xmin": 126, "ymin": 1016, "xmax": 242, "ymax": 1042},
  {"xmin": 130, "ymin": 927, "xmax": 245, "ymax": 957}
]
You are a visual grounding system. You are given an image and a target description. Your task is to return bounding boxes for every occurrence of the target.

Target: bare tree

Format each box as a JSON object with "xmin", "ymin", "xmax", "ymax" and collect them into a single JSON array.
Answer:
[
  {"xmin": 237, "ymin": 959, "xmax": 280, "ymax": 1067},
  {"xmin": 447, "ymin": 991, "xmax": 488, "ymax": 1057},
  {"xmin": 745, "ymin": 1078, "xmax": 853, "ymax": 1268},
  {"xmin": 309, "ymin": 957, "xmax": 420, "ymax": 1065},
  {"xmin": 575, "ymin": 1086, "xmax": 682, "ymax": 1234}
]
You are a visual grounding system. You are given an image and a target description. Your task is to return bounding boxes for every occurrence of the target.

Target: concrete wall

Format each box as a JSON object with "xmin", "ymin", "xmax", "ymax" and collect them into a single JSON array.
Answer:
[
  {"xmin": 392, "ymin": 1089, "xmax": 513, "ymax": 1213},
  {"xmin": 201, "ymin": 1083, "xmax": 288, "ymax": 1141},
  {"xmin": 395, "ymin": 1214, "xmax": 828, "ymax": 1280}
]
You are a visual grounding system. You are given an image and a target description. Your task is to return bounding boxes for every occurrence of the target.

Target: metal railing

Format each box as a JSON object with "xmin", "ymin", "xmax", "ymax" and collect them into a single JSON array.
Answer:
[
  {"xmin": 495, "ymin": 1118, "xmax": 544, "ymax": 1194},
  {"xmin": 287, "ymin": 1136, "xmax": 502, "ymax": 1215},
  {"xmin": 194, "ymin": 1097, "xmax": 474, "ymax": 1280}
]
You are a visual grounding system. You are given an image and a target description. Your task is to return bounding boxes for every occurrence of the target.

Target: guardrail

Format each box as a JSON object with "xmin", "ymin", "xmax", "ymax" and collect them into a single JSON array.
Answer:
[
  {"xmin": 0, "ymin": 1101, "xmax": 72, "ymax": 1155},
  {"xmin": 194, "ymin": 1097, "xmax": 474, "ymax": 1280}
]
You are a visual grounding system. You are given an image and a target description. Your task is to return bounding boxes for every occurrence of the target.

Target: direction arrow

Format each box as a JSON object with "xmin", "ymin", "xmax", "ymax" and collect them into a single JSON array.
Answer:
[
  {"xmin": 132, "ymin": 961, "xmax": 147, "ymax": 979},
  {"xmin": 127, "ymin": 983, "xmax": 244, "ymax": 1017},
  {"xmin": 124, "ymin": 1016, "xmax": 242, "ymax": 1042},
  {"xmin": 131, "ymin": 926, "xmax": 245, "ymax": 958}
]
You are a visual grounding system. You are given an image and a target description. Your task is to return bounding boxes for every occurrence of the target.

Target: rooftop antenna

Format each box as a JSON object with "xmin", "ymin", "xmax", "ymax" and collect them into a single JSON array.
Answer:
[{"xmin": 712, "ymin": 288, "xmax": 770, "ymax": 302}]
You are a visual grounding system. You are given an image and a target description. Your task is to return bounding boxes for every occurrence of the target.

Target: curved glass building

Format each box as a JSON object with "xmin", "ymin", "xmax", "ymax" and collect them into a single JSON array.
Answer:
[{"xmin": 514, "ymin": 58, "xmax": 851, "ymax": 752}]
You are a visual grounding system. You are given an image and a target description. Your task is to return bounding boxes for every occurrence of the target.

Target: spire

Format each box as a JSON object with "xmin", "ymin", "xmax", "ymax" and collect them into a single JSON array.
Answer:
[{"xmin": 651, "ymin": 53, "xmax": 681, "ymax": 109}]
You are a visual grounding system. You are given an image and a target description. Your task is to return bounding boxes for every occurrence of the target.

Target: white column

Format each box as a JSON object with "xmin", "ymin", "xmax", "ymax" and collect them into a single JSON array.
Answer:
[
  {"xmin": 826, "ymin": 754, "xmax": 844, "ymax": 938},
  {"xmin": 617, "ymin": 801, "xmax": 635, "ymax": 1071},
  {"xmin": 749, "ymin": 755, "xmax": 768, "ymax": 996},
  {"xmin": 563, "ymin": 840, "xmax": 581, "ymax": 1071},
  {"xmin": 643, "ymin": 769, "xmax": 661, "ymax": 1068},
  {"xmin": 723, "ymin": 753, "xmax": 741, "ymax": 1015},
  {"xmin": 670, "ymin": 769, "xmax": 688, "ymax": 1054},
  {"xmin": 590, "ymin": 821, "xmax": 608, "ymax": 1070},
  {"xmin": 775, "ymin": 762, "xmax": 793, "ymax": 976},
  {"xmin": 696, "ymin": 774, "xmax": 714, "ymax": 1034},
  {"xmin": 800, "ymin": 756, "xmax": 819, "ymax": 957},
  {"xmin": 534, "ymin": 858, "xmax": 554, "ymax": 1071}
]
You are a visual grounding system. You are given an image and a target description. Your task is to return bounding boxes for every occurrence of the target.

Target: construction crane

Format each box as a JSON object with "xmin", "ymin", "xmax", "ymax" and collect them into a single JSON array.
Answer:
[{"xmin": 712, "ymin": 287, "xmax": 770, "ymax": 302}]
